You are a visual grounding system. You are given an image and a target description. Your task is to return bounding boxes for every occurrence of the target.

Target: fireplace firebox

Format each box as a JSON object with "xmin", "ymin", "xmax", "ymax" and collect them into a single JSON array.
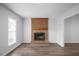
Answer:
[{"xmin": 34, "ymin": 32, "xmax": 45, "ymax": 41}]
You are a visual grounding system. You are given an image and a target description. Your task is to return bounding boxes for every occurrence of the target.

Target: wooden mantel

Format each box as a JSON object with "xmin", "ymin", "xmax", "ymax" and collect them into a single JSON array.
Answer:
[{"xmin": 32, "ymin": 28, "xmax": 48, "ymax": 30}]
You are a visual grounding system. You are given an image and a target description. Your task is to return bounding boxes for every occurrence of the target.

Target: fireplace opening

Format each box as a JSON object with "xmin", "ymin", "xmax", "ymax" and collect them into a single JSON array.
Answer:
[{"xmin": 34, "ymin": 32, "xmax": 45, "ymax": 41}]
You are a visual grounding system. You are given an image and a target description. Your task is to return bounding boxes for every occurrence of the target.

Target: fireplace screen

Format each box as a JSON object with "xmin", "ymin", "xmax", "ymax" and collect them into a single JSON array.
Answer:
[{"xmin": 34, "ymin": 32, "xmax": 45, "ymax": 41}]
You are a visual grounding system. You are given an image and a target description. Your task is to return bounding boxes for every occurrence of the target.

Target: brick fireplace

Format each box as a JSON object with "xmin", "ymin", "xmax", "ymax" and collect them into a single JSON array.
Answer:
[{"xmin": 32, "ymin": 18, "xmax": 48, "ymax": 44}]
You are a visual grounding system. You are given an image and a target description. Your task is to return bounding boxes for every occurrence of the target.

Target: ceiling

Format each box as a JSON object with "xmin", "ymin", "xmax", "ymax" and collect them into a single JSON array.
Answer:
[{"xmin": 4, "ymin": 3, "xmax": 79, "ymax": 19}]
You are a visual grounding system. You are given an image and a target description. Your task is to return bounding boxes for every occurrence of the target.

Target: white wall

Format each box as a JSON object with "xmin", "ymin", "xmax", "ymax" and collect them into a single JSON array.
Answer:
[
  {"xmin": 57, "ymin": 18, "xmax": 64, "ymax": 47},
  {"xmin": 56, "ymin": 4, "xmax": 79, "ymax": 47},
  {"xmin": 23, "ymin": 17, "xmax": 57, "ymax": 43},
  {"xmin": 48, "ymin": 17, "xmax": 57, "ymax": 43},
  {"xmin": 0, "ymin": 5, "xmax": 23, "ymax": 56},
  {"xmin": 65, "ymin": 14, "xmax": 79, "ymax": 43},
  {"xmin": 23, "ymin": 18, "xmax": 31, "ymax": 43}
]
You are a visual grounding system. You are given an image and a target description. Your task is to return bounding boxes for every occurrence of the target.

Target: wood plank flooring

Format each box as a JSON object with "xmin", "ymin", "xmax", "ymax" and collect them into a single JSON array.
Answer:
[{"xmin": 7, "ymin": 43, "xmax": 79, "ymax": 56}]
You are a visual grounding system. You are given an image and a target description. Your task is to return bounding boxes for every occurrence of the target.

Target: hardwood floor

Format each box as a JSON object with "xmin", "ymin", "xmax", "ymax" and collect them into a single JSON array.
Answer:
[{"xmin": 7, "ymin": 43, "xmax": 79, "ymax": 56}]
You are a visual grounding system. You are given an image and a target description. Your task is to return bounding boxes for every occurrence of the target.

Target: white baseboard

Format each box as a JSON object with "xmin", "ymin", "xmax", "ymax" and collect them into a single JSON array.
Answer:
[
  {"xmin": 2, "ymin": 42, "xmax": 22, "ymax": 56},
  {"xmin": 48, "ymin": 41, "xmax": 56, "ymax": 43},
  {"xmin": 23, "ymin": 41, "xmax": 31, "ymax": 43},
  {"xmin": 56, "ymin": 41, "xmax": 64, "ymax": 47}
]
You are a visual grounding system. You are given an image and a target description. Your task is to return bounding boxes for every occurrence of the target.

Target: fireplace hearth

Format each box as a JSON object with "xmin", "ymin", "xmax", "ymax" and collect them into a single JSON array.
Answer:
[{"xmin": 34, "ymin": 32, "xmax": 45, "ymax": 41}]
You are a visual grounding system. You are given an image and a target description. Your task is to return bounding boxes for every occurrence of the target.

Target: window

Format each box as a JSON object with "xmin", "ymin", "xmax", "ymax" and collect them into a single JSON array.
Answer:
[{"xmin": 8, "ymin": 17, "xmax": 16, "ymax": 46}]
